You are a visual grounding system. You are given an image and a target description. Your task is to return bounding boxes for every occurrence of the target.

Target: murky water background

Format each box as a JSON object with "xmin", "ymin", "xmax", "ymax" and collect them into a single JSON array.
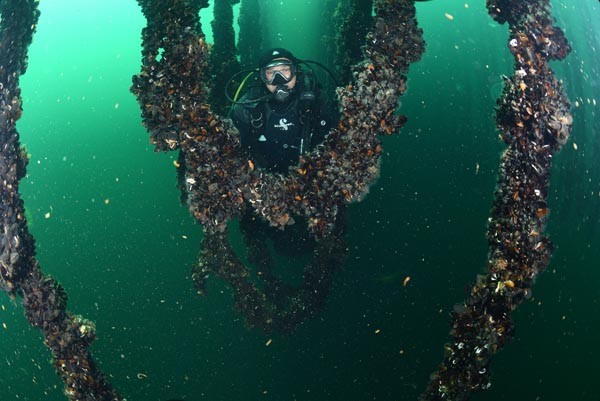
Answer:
[{"xmin": 1, "ymin": 1, "xmax": 598, "ymax": 400}]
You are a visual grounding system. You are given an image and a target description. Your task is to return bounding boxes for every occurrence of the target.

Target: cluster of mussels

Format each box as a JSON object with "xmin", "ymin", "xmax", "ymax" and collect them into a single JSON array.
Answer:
[
  {"xmin": 133, "ymin": 0, "xmax": 424, "ymax": 238},
  {"xmin": 1, "ymin": 1, "xmax": 122, "ymax": 400},
  {"xmin": 207, "ymin": 0, "xmax": 241, "ymax": 116},
  {"xmin": 240, "ymin": 0, "xmax": 425, "ymax": 238},
  {"xmin": 333, "ymin": 0, "xmax": 374, "ymax": 85},
  {"xmin": 192, "ymin": 212, "xmax": 348, "ymax": 332},
  {"xmin": 0, "ymin": 0, "xmax": 35, "ymax": 295},
  {"xmin": 421, "ymin": 1, "xmax": 572, "ymax": 400},
  {"xmin": 132, "ymin": 0, "xmax": 425, "ymax": 332},
  {"xmin": 132, "ymin": 0, "xmax": 210, "ymax": 152},
  {"xmin": 237, "ymin": 0, "xmax": 262, "ymax": 69}
]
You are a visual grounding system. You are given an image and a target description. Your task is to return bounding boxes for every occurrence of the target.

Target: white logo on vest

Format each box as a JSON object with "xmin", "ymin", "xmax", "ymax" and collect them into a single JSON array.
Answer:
[{"xmin": 274, "ymin": 118, "xmax": 294, "ymax": 131}]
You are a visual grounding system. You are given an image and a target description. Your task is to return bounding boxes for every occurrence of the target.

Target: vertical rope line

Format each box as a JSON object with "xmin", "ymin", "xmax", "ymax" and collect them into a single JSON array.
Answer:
[
  {"xmin": 421, "ymin": 1, "xmax": 572, "ymax": 399},
  {"xmin": 1, "ymin": 2, "xmax": 123, "ymax": 400}
]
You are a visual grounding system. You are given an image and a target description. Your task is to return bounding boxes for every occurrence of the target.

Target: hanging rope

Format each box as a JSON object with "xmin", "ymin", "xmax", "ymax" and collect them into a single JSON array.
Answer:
[
  {"xmin": 131, "ymin": 0, "xmax": 425, "ymax": 332},
  {"xmin": 237, "ymin": 0, "xmax": 262, "ymax": 69},
  {"xmin": 192, "ymin": 211, "xmax": 348, "ymax": 332},
  {"xmin": 0, "ymin": 1, "xmax": 123, "ymax": 400},
  {"xmin": 421, "ymin": 1, "xmax": 572, "ymax": 399},
  {"xmin": 333, "ymin": 0, "xmax": 373, "ymax": 84},
  {"xmin": 208, "ymin": 0, "xmax": 241, "ymax": 116}
]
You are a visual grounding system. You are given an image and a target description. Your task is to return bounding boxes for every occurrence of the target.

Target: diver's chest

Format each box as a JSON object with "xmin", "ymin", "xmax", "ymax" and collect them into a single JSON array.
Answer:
[{"xmin": 264, "ymin": 110, "xmax": 302, "ymax": 143}]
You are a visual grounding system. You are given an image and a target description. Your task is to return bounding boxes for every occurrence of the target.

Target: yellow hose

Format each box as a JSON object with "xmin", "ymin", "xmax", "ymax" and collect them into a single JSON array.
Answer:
[{"xmin": 233, "ymin": 71, "xmax": 256, "ymax": 101}]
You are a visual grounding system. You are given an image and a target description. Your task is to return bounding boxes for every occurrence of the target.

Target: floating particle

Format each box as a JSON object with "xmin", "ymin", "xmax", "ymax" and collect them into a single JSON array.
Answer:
[
  {"xmin": 1, "ymin": 305, "xmax": 5, "ymax": 310},
  {"xmin": 182, "ymin": 235, "xmax": 188, "ymax": 239},
  {"xmin": 136, "ymin": 373, "xmax": 147, "ymax": 380},
  {"xmin": 403, "ymin": 276, "xmax": 411, "ymax": 286},
  {"xmin": 475, "ymin": 163, "xmax": 480, "ymax": 175},
  {"xmin": 2, "ymin": 322, "xmax": 6, "ymax": 329},
  {"xmin": 114, "ymin": 103, "xmax": 120, "ymax": 109},
  {"xmin": 464, "ymin": 3, "xmax": 469, "ymax": 8},
  {"xmin": 575, "ymin": 100, "xmax": 580, "ymax": 107},
  {"xmin": 399, "ymin": 349, "xmax": 405, "ymax": 355},
  {"xmin": 104, "ymin": 198, "xmax": 110, "ymax": 205},
  {"xmin": 593, "ymin": 99, "xmax": 597, "ymax": 106},
  {"xmin": 375, "ymin": 329, "xmax": 381, "ymax": 334},
  {"xmin": 573, "ymin": 143, "xmax": 578, "ymax": 150},
  {"xmin": 445, "ymin": 13, "xmax": 454, "ymax": 20},
  {"xmin": 265, "ymin": 339, "xmax": 272, "ymax": 346},
  {"xmin": 44, "ymin": 212, "xmax": 51, "ymax": 219},
  {"xmin": 173, "ymin": 160, "xmax": 180, "ymax": 168}
]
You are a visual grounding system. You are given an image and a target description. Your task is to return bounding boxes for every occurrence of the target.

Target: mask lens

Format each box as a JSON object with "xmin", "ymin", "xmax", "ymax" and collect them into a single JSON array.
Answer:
[{"xmin": 260, "ymin": 62, "xmax": 296, "ymax": 85}]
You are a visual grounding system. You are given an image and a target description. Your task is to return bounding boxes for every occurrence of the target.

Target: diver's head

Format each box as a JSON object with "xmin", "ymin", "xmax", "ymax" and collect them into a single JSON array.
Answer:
[{"xmin": 259, "ymin": 48, "xmax": 298, "ymax": 102}]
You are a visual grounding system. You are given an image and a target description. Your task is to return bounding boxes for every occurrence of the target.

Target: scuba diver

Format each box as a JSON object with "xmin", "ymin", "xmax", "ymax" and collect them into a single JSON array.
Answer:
[
  {"xmin": 201, "ymin": 47, "xmax": 347, "ymax": 332},
  {"xmin": 230, "ymin": 48, "xmax": 333, "ymax": 173},
  {"xmin": 228, "ymin": 47, "xmax": 341, "ymax": 263}
]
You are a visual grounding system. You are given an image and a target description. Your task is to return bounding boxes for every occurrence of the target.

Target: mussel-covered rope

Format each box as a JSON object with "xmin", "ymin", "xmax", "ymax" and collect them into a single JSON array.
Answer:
[
  {"xmin": 237, "ymin": 0, "xmax": 261, "ymax": 69},
  {"xmin": 333, "ymin": 0, "xmax": 373, "ymax": 84},
  {"xmin": 132, "ymin": 0, "xmax": 424, "ymax": 237},
  {"xmin": 131, "ymin": 0, "xmax": 424, "ymax": 331},
  {"xmin": 0, "ymin": 2, "xmax": 122, "ymax": 400},
  {"xmin": 421, "ymin": 1, "xmax": 572, "ymax": 399},
  {"xmin": 207, "ymin": 0, "xmax": 240, "ymax": 116},
  {"xmin": 192, "ymin": 213, "xmax": 348, "ymax": 333}
]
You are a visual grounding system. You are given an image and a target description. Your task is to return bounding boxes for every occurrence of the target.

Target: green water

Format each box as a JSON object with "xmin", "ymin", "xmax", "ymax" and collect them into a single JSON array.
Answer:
[{"xmin": 2, "ymin": 1, "xmax": 599, "ymax": 400}]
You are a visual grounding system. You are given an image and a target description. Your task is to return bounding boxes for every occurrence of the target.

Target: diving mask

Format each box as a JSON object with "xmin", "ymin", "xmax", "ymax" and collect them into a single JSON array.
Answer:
[{"xmin": 260, "ymin": 60, "xmax": 297, "ymax": 86}]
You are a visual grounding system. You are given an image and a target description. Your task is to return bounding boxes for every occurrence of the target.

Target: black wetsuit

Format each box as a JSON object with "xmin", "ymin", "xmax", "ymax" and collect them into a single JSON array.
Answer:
[
  {"xmin": 231, "ymin": 78, "xmax": 331, "ymax": 173},
  {"xmin": 231, "ymin": 77, "xmax": 335, "ymax": 255}
]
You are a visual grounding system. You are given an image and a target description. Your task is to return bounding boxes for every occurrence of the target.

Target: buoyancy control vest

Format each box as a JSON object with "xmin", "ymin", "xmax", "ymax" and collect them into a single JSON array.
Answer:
[{"xmin": 234, "ymin": 72, "xmax": 328, "ymax": 173}]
